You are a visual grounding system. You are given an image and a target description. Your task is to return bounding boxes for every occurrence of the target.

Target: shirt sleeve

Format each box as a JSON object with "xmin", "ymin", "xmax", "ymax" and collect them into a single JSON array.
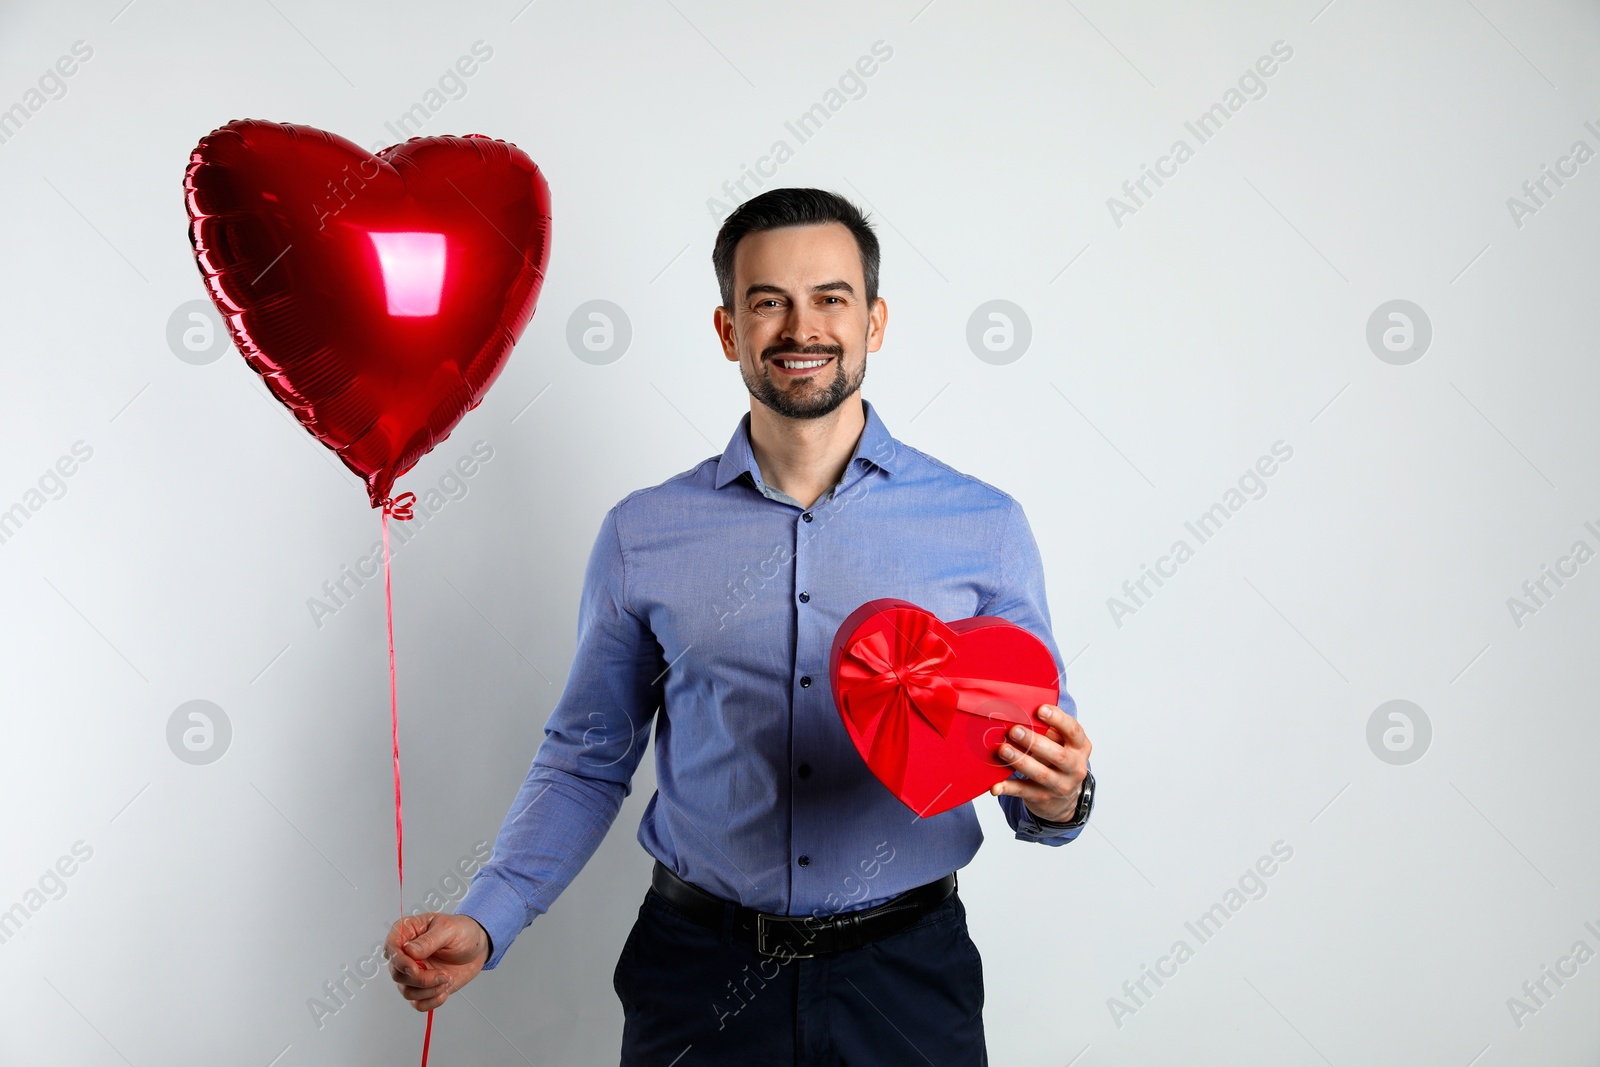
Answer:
[
  {"xmin": 976, "ymin": 496, "xmax": 1089, "ymax": 847},
  {"xmin": 456, "ymin": 504, "xmax": 664, "ymax": 968}
]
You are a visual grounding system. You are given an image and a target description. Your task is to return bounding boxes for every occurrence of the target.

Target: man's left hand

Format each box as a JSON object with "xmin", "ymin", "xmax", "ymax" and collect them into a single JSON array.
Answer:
[{"xmin": 989, "ymin": 704, "xmax": 1092, "ymax": 823}]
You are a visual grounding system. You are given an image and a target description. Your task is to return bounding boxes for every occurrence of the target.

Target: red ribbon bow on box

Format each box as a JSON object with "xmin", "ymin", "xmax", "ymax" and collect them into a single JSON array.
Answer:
[
  {"xmin": 838, "ymin": 613, "xmax": 960, "ymax": 740},
  {"xmin": 831, "ymin": 599, "xmax": 1061, "ymax": 818}
]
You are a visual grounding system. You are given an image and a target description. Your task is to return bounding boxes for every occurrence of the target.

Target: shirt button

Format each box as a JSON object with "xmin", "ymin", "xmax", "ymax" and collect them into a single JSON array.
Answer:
[
  {"xmin": 798, "ymin": 591, "xmax": 810, "ymax": 603},
  {"xmin": 797, "ymin": 855, "xmax": 811, "ymax": 867},
  {"xmin": 797, "ymin": 763, "xmax": 812, "ymax": 778},
  {"xmin": 800, "ymin": 675, "xmax": 811, "ymax": 688},
  {"xmin": 802, "ymin": 512, "xmax": 813, "ymax": 522}
]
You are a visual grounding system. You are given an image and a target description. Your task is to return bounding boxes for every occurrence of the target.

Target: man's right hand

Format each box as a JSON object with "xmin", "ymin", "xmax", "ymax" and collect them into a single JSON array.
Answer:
[{"xmin": 385, "ymin": 912, "xmax": 490, "ymax": 1012}]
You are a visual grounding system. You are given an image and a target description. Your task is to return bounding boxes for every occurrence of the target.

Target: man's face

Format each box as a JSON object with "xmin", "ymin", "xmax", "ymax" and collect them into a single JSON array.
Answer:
[{"xmin": 715, "ymin": 221, "xmax": 887, "ymax": 420}]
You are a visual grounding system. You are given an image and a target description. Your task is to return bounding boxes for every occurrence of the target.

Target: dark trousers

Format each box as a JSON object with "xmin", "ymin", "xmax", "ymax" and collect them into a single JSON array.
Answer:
[{"xmin": 613, "ymin": 884, "xmax": 987, "ymax": 1066}]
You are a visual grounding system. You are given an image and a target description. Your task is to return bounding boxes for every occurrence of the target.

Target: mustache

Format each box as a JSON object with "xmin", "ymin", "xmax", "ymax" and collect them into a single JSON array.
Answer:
[{"xmin": 763, "ymin": 343, "xmax": 843, "ymax": 361}]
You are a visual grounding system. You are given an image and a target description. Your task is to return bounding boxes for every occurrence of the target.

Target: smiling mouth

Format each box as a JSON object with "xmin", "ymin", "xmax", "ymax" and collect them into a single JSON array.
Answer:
[{"xmin": 771, "ymin": 356, "xmax": 834, "ymax": 373}]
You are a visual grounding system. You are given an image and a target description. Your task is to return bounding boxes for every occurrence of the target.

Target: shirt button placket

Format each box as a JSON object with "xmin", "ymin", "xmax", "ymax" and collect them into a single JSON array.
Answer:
[{"xmin": 793, "ymin": 508, "xmax": 812, "ymax": 887}]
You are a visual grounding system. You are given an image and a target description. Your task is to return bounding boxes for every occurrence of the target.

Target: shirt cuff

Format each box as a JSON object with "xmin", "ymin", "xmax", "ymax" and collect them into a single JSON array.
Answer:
[
  {"xmin": 455, "ymin": 872, "xmax": 530, "ymax": 971},
  {"xmin": 1014, "ymin": 803, "xmax": 1085, "ymax": 844}
]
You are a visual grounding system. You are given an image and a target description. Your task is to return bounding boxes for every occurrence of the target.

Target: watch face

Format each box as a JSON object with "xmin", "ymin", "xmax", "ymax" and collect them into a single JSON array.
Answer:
[{"xmin": 1064, "ymin": 772, "xmax": 1094, "ymax": 827}]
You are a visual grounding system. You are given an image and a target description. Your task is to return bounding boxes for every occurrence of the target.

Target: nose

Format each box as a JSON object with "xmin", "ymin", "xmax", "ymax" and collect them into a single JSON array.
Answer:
[{"xmin": 779, "ymin": 301, "xmax": 827, "ymax": 350}]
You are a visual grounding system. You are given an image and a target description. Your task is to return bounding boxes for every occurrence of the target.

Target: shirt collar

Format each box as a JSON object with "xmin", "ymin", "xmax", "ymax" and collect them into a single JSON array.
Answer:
[{"xmin": 714, "ymin": 397, "xmax": 901, "ymax": 493}]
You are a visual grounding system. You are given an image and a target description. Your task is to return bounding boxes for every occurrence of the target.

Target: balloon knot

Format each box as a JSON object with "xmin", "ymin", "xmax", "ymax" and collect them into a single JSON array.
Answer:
[{"xmin": 383, "ymin": 492, "xmax": 417, "ymax": 520}]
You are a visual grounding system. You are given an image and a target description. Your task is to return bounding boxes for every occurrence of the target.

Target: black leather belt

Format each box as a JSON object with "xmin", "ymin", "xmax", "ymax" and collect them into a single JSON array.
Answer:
[{"xmin": 649, "ymin": 860, "xmax": 957, "ymax": 958}]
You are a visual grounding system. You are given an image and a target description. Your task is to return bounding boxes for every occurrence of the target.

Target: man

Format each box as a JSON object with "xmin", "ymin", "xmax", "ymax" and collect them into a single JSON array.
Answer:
[{"xmin": 386, "ymin": 188, "xmax": 1095, "ymax": 1064}]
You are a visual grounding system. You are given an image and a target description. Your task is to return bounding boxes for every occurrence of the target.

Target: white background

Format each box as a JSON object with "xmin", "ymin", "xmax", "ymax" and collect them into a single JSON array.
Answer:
[{"xmin": 1, "ymin": 1, "xmax": 1597, "ymax": 1064}]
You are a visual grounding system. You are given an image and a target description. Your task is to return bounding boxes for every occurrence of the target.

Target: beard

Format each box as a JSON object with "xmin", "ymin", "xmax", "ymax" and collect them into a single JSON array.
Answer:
[{"xmin": 741, "ymin": 340, "xmax": 867, "ymax": 420}]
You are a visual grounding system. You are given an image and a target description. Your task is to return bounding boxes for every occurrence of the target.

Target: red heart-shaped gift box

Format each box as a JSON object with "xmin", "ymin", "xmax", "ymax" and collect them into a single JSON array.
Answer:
[{"xmin": 829, "ymin": 598, "xmax": 1060, "ymax": 818}]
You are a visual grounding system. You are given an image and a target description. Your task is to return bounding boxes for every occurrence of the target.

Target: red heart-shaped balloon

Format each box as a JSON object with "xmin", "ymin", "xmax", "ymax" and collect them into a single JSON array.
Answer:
[
  {"xmin": 829, "ymin": 598, "xmax": 1061, "ymax": 818},
  {"xmin": 183, "ymin": 119, "xmax": 552, "ymax": 507}
]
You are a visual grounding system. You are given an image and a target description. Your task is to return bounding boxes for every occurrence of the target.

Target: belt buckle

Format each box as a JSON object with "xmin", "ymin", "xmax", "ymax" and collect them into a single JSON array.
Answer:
[{"xmin": 756, "ymin": 913, "xmax": 819, "ymax": 959}]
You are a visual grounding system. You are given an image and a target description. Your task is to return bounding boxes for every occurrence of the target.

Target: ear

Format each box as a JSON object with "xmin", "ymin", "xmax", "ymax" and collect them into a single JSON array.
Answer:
[
  {"xmin": 866, "ymin": 296, "xmax": 888, "ymax": 353},
  {"xmin": 714, "ymin": 305, "xmax": 739, "ymax": 362}
]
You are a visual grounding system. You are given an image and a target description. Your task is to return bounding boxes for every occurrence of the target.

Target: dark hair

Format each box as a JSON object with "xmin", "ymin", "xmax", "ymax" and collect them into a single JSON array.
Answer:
[{"xmin": 712, "ymin": 188, "xmax": 880, "ymax": 311}]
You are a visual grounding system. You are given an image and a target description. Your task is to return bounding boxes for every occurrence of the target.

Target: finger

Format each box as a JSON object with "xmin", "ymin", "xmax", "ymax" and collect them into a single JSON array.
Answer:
[
  {"xmin": 389, "ymin": 952, "xmax": 445, "ymax": 987},
  {"xmin": 386, "ymin": 945, "xmax": 417, "ymax": 983},
  {"xmin": 411, "ymin": 985, "xmax": 451, "ymax": 1012},
  {"xmin": 384, "ymin": 914, "xmax": 437, "ymax": 972},
  {"xmin": 996, "ymin": 739, "xmax": 1072, "ymax": 793},
  {"xmin": 1033, "ymin": 707, "xmax": 1092, "ymax": 764},
  {"xmin": 399, "ymin": 912, "xmax": 444, "ymax": 961},
  {"xmin": 990, "ymin": 777, "xmax": 1055, "ymax": 805},
  {"xmin": 1002, "ymin": 722, "xmax": 1067, "ymax": 770},
  {"xmin": 1037, "ymin": 705, "xmax": 1089, "ymax": 750},
  {"xmin": 384, "ymin": 914, "xmax": 425, "ymax": 958},
  {"xmin": 1020, "ymin": 715, "xmax": 1066, "ymax": 747},
  {"xmin": 401, "ymin": 974, "xmax": 453, "ymax": 1007}
]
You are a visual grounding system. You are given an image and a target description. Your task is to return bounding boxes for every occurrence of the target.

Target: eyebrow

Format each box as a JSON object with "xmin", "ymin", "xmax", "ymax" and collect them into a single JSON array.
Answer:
[{"xmin": 743, "ymin": 280, "xmax": 857, "ymax": 300}]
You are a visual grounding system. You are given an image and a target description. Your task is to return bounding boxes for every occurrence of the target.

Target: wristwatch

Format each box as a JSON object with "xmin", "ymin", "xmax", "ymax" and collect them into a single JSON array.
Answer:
[{"xmin": 1032, "ymin": 770, "xmax": 1094, "ymax": 831}]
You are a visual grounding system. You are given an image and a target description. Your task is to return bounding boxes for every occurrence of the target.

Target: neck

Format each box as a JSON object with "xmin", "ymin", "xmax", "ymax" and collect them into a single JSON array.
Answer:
[{"xmin": 747, "ymin": 396, "xmax": 867, "ymax": 511}]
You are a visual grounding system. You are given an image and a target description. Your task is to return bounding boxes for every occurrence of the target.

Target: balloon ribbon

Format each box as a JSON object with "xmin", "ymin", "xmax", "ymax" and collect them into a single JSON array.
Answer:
[{"xmin": 382, "ymin": 492, "xmax": 434, "ymax": 1065}]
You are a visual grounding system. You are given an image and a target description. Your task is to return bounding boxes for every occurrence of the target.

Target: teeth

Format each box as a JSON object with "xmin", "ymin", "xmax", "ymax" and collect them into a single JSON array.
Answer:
[{"xmin": 777, "ymin": 358, "xmax": 829, "ymax": 369}]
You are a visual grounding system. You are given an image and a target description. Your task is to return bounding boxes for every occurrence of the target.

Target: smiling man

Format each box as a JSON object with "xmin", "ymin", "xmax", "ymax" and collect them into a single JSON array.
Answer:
[{"xmin": 385, "ymin": 188, "xmax": 1094, "ymax": 1065}]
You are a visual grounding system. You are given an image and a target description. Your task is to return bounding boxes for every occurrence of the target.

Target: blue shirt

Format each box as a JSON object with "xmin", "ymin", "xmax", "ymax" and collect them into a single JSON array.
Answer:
[{"xmin": 458, "ymin": 397, "xmax": 1085, "ymax": 969}]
